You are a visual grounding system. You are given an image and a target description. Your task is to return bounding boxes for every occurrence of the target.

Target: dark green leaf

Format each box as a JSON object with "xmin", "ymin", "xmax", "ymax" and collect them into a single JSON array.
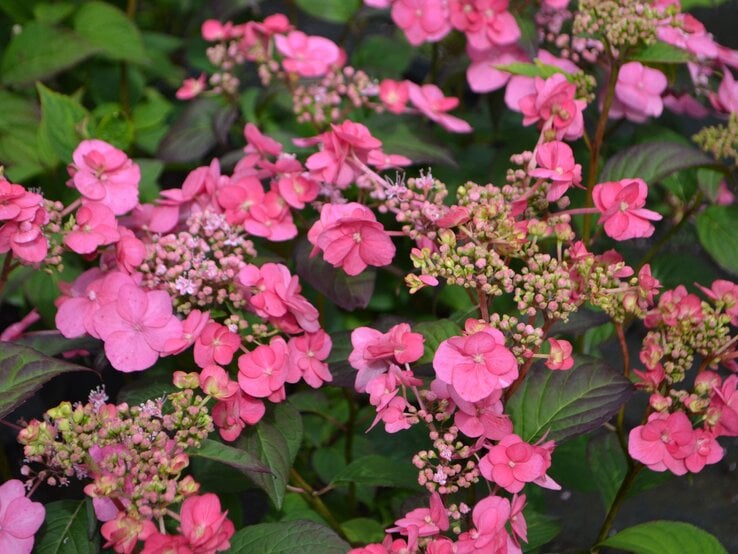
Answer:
[
  {"xmin": 680, "ymin": 0, "xmax": 731, "ymax": 8},
  {"xmin": 229, "ymin": 520, "xmax": 350, "ymax": 553},
  {"xmin": 600, "ymin": 521, "xmax": 727, "ymax": 554},
  {"xmin": 157, "ymin": 99, "xmax": 220, "ymax": 163},
  {"xmin": 496, "ymin": 60, "xmax": 572, "ymax": 79},
  {"xmin": 294, "ymin": 238, "xmax": 376, "ymax": 311},
  {"xmin": 588, "ymin": 433, "xmax": 627, "ymax": 510},
  {"xmin": 92, "ymin": 104, "xmax": 134, "ymax": 150},
  {"xmin": 136, "ymin": 159, "xmax": 164, "ymax": 203},
  {"xmin": 696, "ymin": 205, "xmax": 738, "ymax": 275},
  {"xmin": 696, "ymin": 168, "xmax": 725, "ymax": 203},
  {"xmin": 116, "ymin": 379, "xmax": 175, "ymax": 406},
  {"xmin": 341, "ymin": 518, "xmax": 386, "ymax": 544},
  {"xmin": 331, "ymin": 454, "xmax": 418, "ymax": 488},
  {"xmin": 414, "ymin": 319, "xmax": 462, "ymax": 365},
  {"xmin": 35, "ymin": 499, "xmax": 99, "ymax": 554},
  {"xmin": 506, "ymin": 356, "xmax": 633, "ymax": 443},
  {"xmin": 73, "ymin": 1, "xmax": 147, "ymax": 64},
  {"xmin": 600, "ymin": 141, "xmax": 714, "ymax": 184},
  {"xmin": 36, "ymin": 83, "xmax": 90, "ymax": 164},
  {"xmin": 524, "ymin": 509, "xmax": 561, "ymax": 552},
  {"xmin": 33, "ymin": 3, "xmax": 76, "ymax": 24},
  {"xmin": 351, "ymin": 35, "xmax": 414, "ymax": 77},
  {"xmin": 376, "ymin": 122, "xmax": 456, "ymax": 166},
  {"xmin": 237, "ymin": 402, "xmax": 303, "ymax": 508},
  {"xmin": 295, "ymin": 0, "xmax": 360, "ymax": 22},
  {"xmin": 0, "ymin": 343, "xmax": 93, "ymax": 419},
  {"xmin": 631, "ymin": 42, "xmax": 691, "ymax": 63},
  {"xmin": 194, "ymin": 438, "xmax": 271, "ymax": 474},
  {"xmin": 15, "ymin": 331, "xmax": 99, "ymax": 357},
  {"xmin": 1, "ymin": 22, "xmax": 97, "ymax": 85}
]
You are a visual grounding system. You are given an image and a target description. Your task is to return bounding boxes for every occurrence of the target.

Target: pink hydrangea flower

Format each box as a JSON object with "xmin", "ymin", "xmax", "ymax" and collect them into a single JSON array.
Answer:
[
  {"xmin": 529, "ymin": 141, "xmax": 582, "ymax": 201},
  {"xmin": 593, "ymin": 178, "xmax": 662, "ymax": 241},
  {"xmin": 453, "ymin": 388, "xmax": 513, "ymax": 440},
  {"xmin": 628, "ymin": 411, "xmax": 695, "ymax": 475},
  {"xmin": 63, "ymin": 204, "xmax": 120, "ymax": 255},
  {"xmin": 92, "ymin": 284, "xmax": 183, "ymax": 372},
  {"xmin": 519, "ymin": 73, "xmax": 586, "ymax": 140},
  {"xmin": 379, "ymin": 79, "xmax": 410, "ymax": 113},
  {"xmin": 0, "ymin": 206, "xmax": 49, "ymax": 263},
  {"xmin": 697, "ymin": 279, "xmax": 738, "ymax": 325},
  {"xmin": 194, "ymin": 322, "xmax": 241, "ymax": 368},
  {"xmin": 0, "ymin": 480, "xmax": 45, "ymax": 554},
  {"xmin": 433, "ymin": 327, "xmax": 518, "ymax": 403},
  {"xmin": 176, "ymin": 74, "xmax": 206, "ymax": 100},
  {"xmin": 68, "ymin": 139, "xmax": 140, "ymax": 215},
  {"xmin": 350, "ymin": 323, "xmax": 425, "ymax": 391},
  {"xmin": 710, "ymin": 375, "xmax": 738, "ymax": 437},
  {"xmin": 199, "ymin": 365, "xmax": 240, "ymax": 400},
  {"xmin": 709, "ymin": 69, "xmax": 738, "ymax": 114},
  {"xmin": 463, "ymin": 495, "xmax": 511, "ymax": 552},
  {"xmin": 408, "ymin": 83, "xmax": 473, "ymax": 133},
  {"xmin": 141, "ymin": 532, "xmax": 191, "ymax": 554},
  {"xmin": 238, "ymin": 263, "xmax": 320, "ymax": 334},
  {"xmin": 179, "ymin": 493, "xmax": 235, "ymax": 552},
  {"xmin": 275, "ymin": 31, "xmax": 341, "ymax": 77},
  {"xmin": 479, "ymin": 434, "xmax": 560, "ymax": 493},
  {"xmin": 308, "ymin": 202, "xmax": 396, "ymax": 276},
  {"xmin": 212, "ymin": 391, "xmax": 266, "ymax": 441},
  {"xmin": 663, "ymin": 92, "xmax": 709, "ymax": 119},
  {"xmin": 466, "ymin": 44, "xmax": 528, "ymax": 94},
  {"xmin": 162, "ymin": 309, "xmax": 210, "ymax": 355},
  {"xmin": 610, "ymin": 62, "xmax": 668, "ymax": 123},
  {"xmin": 0, "ymin": 178, "xmax": 43, "ymax": 223},
  {"xmin": 453, "ymin": 0, "xmax": 521, "ymax": 51},
  {"xmin": 237, "ymin": 336, "xmax": 290, "ymax": 399},
  {"xmin": 101, "ymin": 513, "xmax": 157, "ymax": 554},
  {"xmin": 287, "ymin": 330, "xmax": 333, "ymax": 388},
  {"xmin": 243, "ymin": 190, "xmax": 298, "ymax": 241},
  {"xmin": 392, "ymin": 0, "xmax": 451, "ymax": 46},
  {"xmin": 545, "ymin": 338, "xmax": 574, "ymax": 370},
  {"xmin": 683, "ymin": 429, "xmax": 724, "ymax": 473}
]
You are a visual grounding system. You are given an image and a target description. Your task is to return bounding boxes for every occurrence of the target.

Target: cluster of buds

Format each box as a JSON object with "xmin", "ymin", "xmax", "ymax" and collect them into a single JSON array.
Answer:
[
  {"xmin": 412, "ymin": 426, "xmax": 479, "ymax": 494},
  {"xmin": 693, "ymin": 113, "xmax": 738, "ymax": 167},
  {"xmin": 18, "ymin": 386, "xmax": 212, "ymax": 522}
]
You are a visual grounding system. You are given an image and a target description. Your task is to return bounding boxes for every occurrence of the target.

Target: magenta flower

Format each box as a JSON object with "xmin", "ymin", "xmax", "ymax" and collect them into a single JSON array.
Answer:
[
  {"xmin": 408, "ymin": 83, "xmax": 473, "ymax": 133},
  {"xmin": 529, "ymin": 141, "xmax": 582, "ymax": 201},
  {"xmin": 391, "ymin": 0, "xmax": 451, "ymax": 46},
  {"xmin": 628, "ymin": 411, "xmax": 695, "ymax": 475},
  {"xmin": 179, "ymin": 493, "xmax": 235, "ymax": 552},
  {"xmin": 275, "ymin": 31, "xmax": 341, "ymax": 77},
  {"xmin": 593, "ymin": 178, "xmax": 662, "ymax": 241},
  {"xmin": 0, "ymin": 480, "xmax": 45, "ymax": 554},
  {"xmin": 308, "ymin": 202, "xmax": 396, "ymax": 276},
  {"xmin": 433, "ymin": 328, "xmax": 518, "ymax": 403},
  {"xmin": 237, "ymin": 336, "xmax": 290, "ymax": 398},
  {"xmin": 68, "ymin": 139, "xmax": 140, "ymax": 215},
  {"xmin": 611, "ymin": 62, "xmax": 667, "ymax": 123},
  {"xmin": 92, "ymin": 285, "xmax": 183, "ymax": 372}
]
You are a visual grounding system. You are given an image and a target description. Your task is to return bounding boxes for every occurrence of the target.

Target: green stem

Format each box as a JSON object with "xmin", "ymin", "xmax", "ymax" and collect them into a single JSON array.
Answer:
[
  {"xmin": 289, "ymin": 468, "xmax": 349, "ymax": 541},
  {"xmin": 591, "ymin": 463, "xmax": 644, "ymax": 552},
  {"xmin": 583, "ymin": 56, "xmax": 621, "ymax": 244}
]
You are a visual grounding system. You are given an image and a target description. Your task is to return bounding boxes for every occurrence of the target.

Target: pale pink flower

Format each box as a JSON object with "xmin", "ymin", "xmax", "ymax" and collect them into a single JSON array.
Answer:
[
  {"xmin": 237, "ymin": 336, "xmax": 290, "ymax": 398},
  {"xmin": 592, "ymin": 178, "xmax": 662, "ymax": 241},
  {"xmin": 392, "ymin": 0, "xmax": 451, "ymax": 46},
  {"xmin": 466, "ymin": 44, "xmax": 528, "ymax": 94},
  {"xmin": 628, "ymin": 411, "xmax": 694, "ymax": 475},
  {"xmin": 199, "ymin": 365, "xmax": 240, "ymax": 400},
  {"xmin": 479, "ymin": 434, "xmax": 559, "ymax": 493},
  {"xmin": 433, "ymin": 328, "xmax": 518, "ymax": 403},
  {"xmin": 519, "ymin": 73, "xmax": 586, "ymax": 140},
  {"xmin": 68, "ymin": 139, "xmax": 140, "ymax": 215},
  {"xmin": 93, "ymin": 285, "xmax": 183, "ymax": 372},
  {"xmin": 64, "ymin": 204, "xmax": 120, "ymax": 254},
  {"xmin": 308, "ymin": 202, "xmax": 396, "ymax": 276},
  {"xmin": 349, "ymin": 323, "xmax": 425, "ymax": 391},
  {"xmin": 697, "ymin": 279, "xmax": 738, "ymax": 325},
  {"xmin": 529, "ymin": 141, "xmax": 582, "ymax": 201},
  {"xmin": 0, "ymin": 480, "xmax": 45, "ymax": 554},
  {"xmin": 545, "ymin": 338, "xmax": 573, "ymax": 370},
  {"xmin": 610, "ymin": 62, "xmax": 667, "ymax": 123},
  {"xmin": 657, "ymin": 14, "xmax": 718, "ymax": 60},
  {"xmin": 275, "ymin": 31, "xmax": 341, "ymax": 77},
  {"xmin": 408, "ymin": 83, "xmax": 472, "ymax": 133},
  {"xmin": 379, "ymin": 79, "xmax": 410, "ymax": 113},
  {"xmin": 179, "ymin": 493, "xmax": 235, "ymax": 552},
  {"xmin": 176, "ymin": 74, "xmax": 206, "ymax": 100},
  {"xmin": 287, "ymin": 331, "xmax": 333, "ymax": 388},
  {"xmin": 55, "ymin": 269, "xmax": 125, "ymax": 339}
]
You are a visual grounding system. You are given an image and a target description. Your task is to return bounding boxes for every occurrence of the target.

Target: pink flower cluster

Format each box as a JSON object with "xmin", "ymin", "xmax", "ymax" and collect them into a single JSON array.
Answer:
[{"xmin": 0, "ymin": 177, "xmax": 49, "ymax": 263}]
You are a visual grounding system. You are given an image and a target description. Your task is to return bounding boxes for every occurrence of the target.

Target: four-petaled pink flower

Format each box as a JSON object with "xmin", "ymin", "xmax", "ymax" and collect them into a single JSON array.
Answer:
[
  {"xmin": 628, "ymin": 411, "xmax": 696, "ymax": 475},
  {"xmin": 178, "ymin": 493, "xmax": 235, "ymax": 553},
  {"xmin": 611, "ymin": 62, "xmax": 668, "ymax": 123},
  {"xmin": 408, "ymin": 83, "xmax": 473, "ymax": 133},
  {"xmin": 64, "ymin": 204, "xmax": 120, "ymax": 254},
  {"xmin": 287, "ymin": 330, "xmax": 333, "ymax": 388},
  {"xmin": 433, "ymin": 327, "xmax": 518, "ymax": 402},
  {"xmin": 391, "ymin": 0, "xmax": 451, "ymax": 46},
  {"xmin": 194, "ymin": 322, "xmax": 242, "ymax": 368},
  {"xmin": 176, "ymin": 73, "xmax": 206, "ymax": 100},
  {"xmin": 308, "ymin": 202, "xmax": 396, "ymax": 276},
  {"xmin": 519, "ymin": 73, "xmax": 586, "ymax": 140},
  {"xmin": 275, "ymin": 31, "xmax": 341, "ymax": 77},
  {"xmin": 93, "ymin": 285, "xmax": 183, "ymax": 372},
  {"xmin": 593, "ymin": 178, "xmax": 662, "ymax": 241},
  {"xmin": 0, "ymin": 480, "xmax": 45, "ymax": 554},
  {"xmin": 479, "ymin": 434, "xmax": 560, "ymax": 493},
  {"xmin": 238, "ymin": 336, "xmax": 290, "ymax": 399},
  {"xmin": 68, "ymin": 139, "xmax": 141, "ymax": 215},
  {"xmin": 379, "ymin": 79, "xmax": 410, "ymax": 113},
  {"xmin": 529, "ymin": 141, "xmax": 582, "ymax": 201},
  {"xmin": 545, "ymin": 338, "xmax": 574, "ymax": 370}
]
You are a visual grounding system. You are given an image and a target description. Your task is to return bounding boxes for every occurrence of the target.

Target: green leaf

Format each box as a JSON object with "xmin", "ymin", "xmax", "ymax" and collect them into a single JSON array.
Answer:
[
  {"xmin": 600, "ymin": 141, "xmax": 714, "ymax": 184},
  {"xmin": 496, "ymin": 60, "xmax": 572, "ymax": 79},
  {"xmin": 680, "ymin": 0, "xmax": 731, "ymax": 8},
  {"xmin": 15, "ymin": 331, "xmax": 99, "ymax": 357},
  {"xmin": 37, "ymin": 83, "xmax": 90, "ymax": 164},
  {"xmin": 1, "ymin": 22, "xmax": 97, "ymax": 85},
  {"xmin": 73, "ymin": 1, "xmax": 147, "ymax": 64},
  {"xmin": 331, "ymin": 454, "xmax": 418, "ymax": 488},
  {"xmin": 194, "ymin": 438, "xmax": 271, "ymax": 474},
  {"xmin": 524, "ymin": 509, "xmax": 561, "ymax": 552},
  {"xmin": 631, "ymin": 42, "xmax": 691, "ymax": 63},
  {"xmin": 0, "ymin": 343, "xmax": 93, "ymax": 419},
  {"xmin": 136, "ymin": 159, "xmax": 164, "ymax": 203},
  {"xmin": 506, "ymin": 356, "xmax": 633, "ymax": 443},
  {"xmin": 341, "ymin": 518, "xmax": 386, "ymax": 544},
  {"xmin": 588, "ymin": 432, "xmax": 626, "ymax": 510},
  {"xmin": 414, "ymin": 319, "xmax": 462, "ymax": 365},
  {"xmin": 295, "ymin": 0, "xmax": 360, "ymax": 23},
  {"xmin": 230, "ymin": 520, "xmax": 350, "ymax": 553},
  {"xmin": 92, "ymin": 104, "xmax": 134, "ymax": 150},
  {"xmin": 33, "ymin": 2, "xmax": 76, "ymax": 24},
  {"xmin": 374, "ymin": 121, "xmax": 456, "ymax": 166},
  {"xmin": 696, "ymin": 205, "xmax": 738, "ymax": 275},
  {"xmin": 600, "ymin": 521, "xmax": 727, "ymax": 554},
  {"xmin": 35, "ymin": 499, "xmax": 99, "ymax": 554},
  {"xmin": 237, "ymin": 402, "xmax": 303, "ymax": 509},
  {"xmin": 157, "ymin": 98, "xmax": 220, "ymax": 163},
  {"xmin": 351, "ymin": 35, "xmax": 414, "ymax": 77}
]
